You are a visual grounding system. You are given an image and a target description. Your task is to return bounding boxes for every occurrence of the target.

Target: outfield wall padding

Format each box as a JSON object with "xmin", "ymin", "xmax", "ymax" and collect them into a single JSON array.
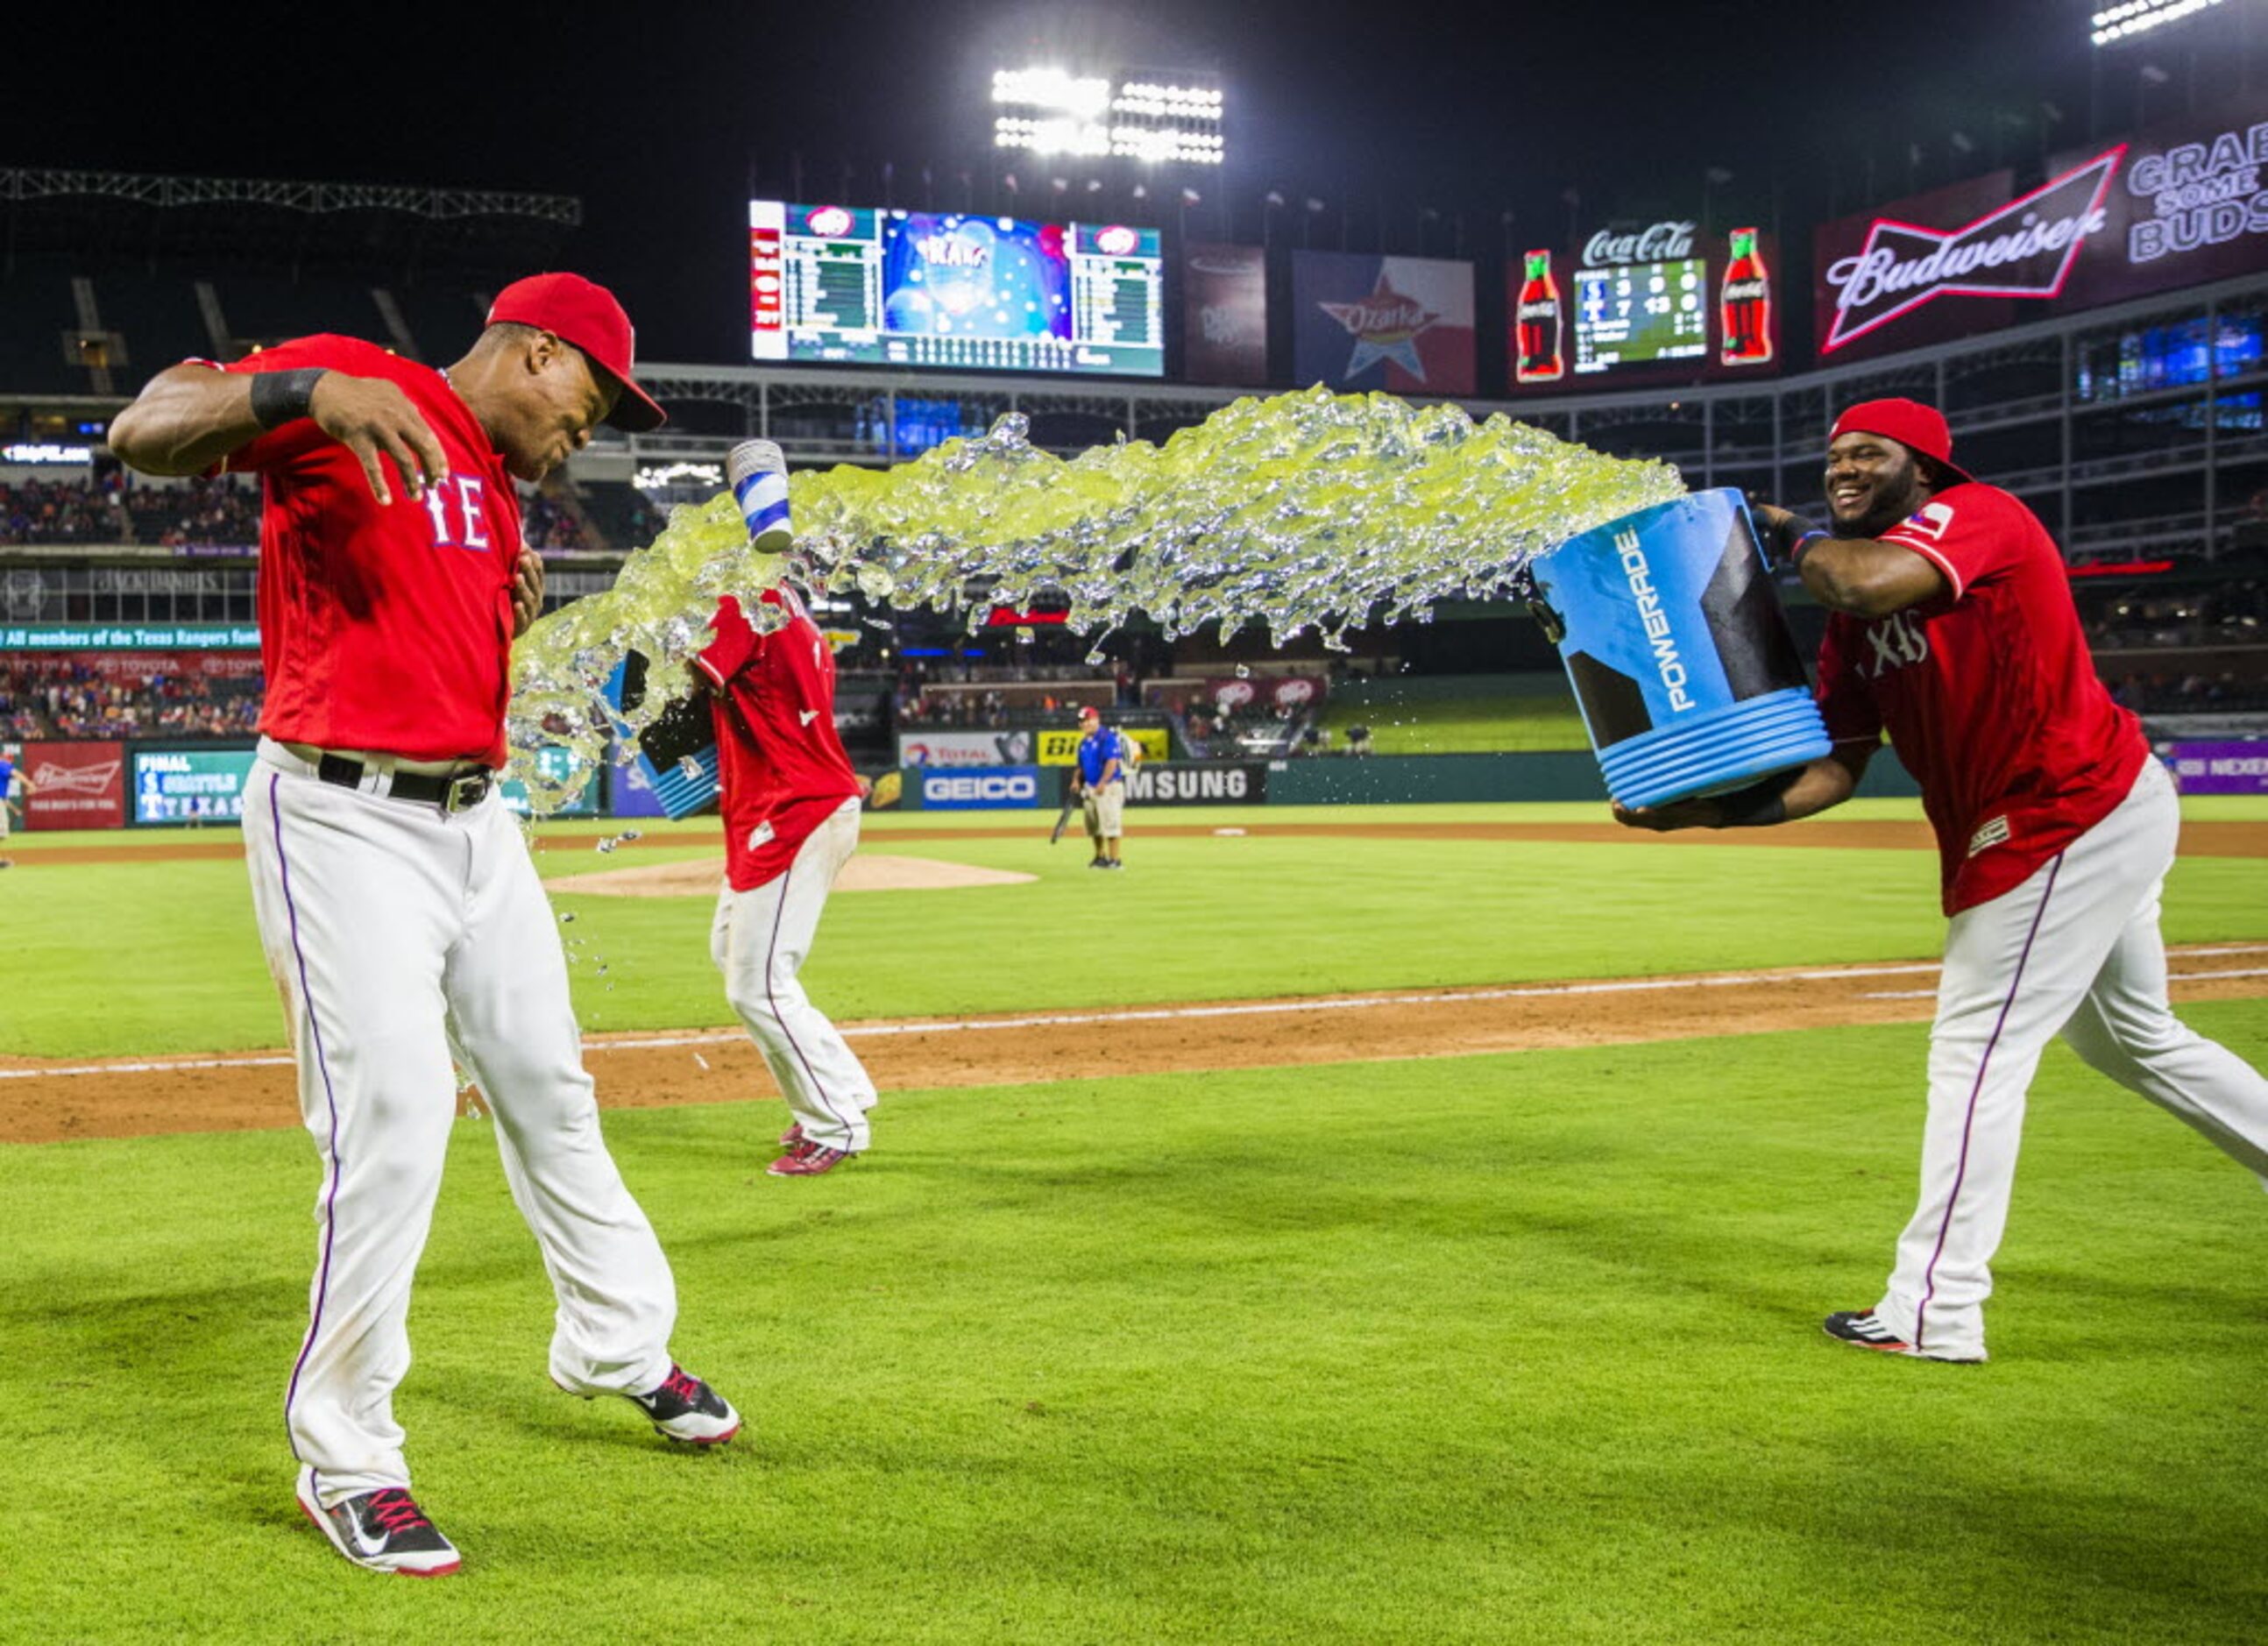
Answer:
[
  {"xmin": 1264, "ymin": 749, "xmax": 1920, "ymax": 805},
  {"xmin": 942, "ymin": 749, "xmax": 1922, "ymax": 810}
]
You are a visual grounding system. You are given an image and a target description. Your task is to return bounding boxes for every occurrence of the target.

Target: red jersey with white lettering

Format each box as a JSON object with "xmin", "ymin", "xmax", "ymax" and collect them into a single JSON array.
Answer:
[
  {"xmin": 1816, "ymin": 481, "xmax": 2146, "ymax": 915},
  {"xmin": 209, "ymin": 335, "xmax": 521, "ymax": 767},
  {"xmin": 696, "ymin": 589, "xmax": 863, "ymax": 891}
]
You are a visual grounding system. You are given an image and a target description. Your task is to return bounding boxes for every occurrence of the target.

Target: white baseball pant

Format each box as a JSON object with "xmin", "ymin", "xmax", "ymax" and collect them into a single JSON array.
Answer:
[
  {"xmin": 710, "ymin": 798, "xmax": 876, "ymax": 1152},
  {"xmin": 245, "ymin": 744, "xmax": 677, "ymax": 1502},
  {"xmin": 1874, "ymin": 757, "xmax": 2268, "ymax": 1360}
]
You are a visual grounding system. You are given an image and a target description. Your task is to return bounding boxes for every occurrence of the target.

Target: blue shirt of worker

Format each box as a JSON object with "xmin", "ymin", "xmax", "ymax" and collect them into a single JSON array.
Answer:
[{"xmin": 1077, "ymin": 727, "xmax": 1122, "ymax": 786}]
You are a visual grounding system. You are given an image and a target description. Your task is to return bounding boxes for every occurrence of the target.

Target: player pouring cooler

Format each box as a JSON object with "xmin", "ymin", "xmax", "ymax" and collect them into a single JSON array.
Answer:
[{"xmin": 1618, "ymin": 397, "xmax": 2268, "ymax": 1364}]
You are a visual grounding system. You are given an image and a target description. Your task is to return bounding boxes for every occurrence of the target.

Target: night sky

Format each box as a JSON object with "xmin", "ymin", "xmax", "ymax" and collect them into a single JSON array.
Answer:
[{"xmin": 9, "ymin": 0, "xmax": 2231, "ymax": 362}]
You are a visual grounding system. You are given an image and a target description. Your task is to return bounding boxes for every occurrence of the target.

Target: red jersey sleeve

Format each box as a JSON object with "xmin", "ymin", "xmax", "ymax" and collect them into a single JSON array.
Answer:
[
  {"xmin": 696, "ymin": 595, "xmax": 762, "ymax": 688},
  {"xmin": 1873, "ymin": 483, "xmax": 2022, "ymax": 602},
  {"xmin": 202, "ymin": 335, "xmax": 364, "ymax": 476},
  {"xmin": 1815, "ymin": 615, "xmax": 1884, "ymax": 748}
]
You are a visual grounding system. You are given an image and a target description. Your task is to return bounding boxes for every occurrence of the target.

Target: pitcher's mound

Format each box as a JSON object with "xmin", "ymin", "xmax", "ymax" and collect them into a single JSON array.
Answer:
[{"xmin": 547, "ymin": 855, "xmax": 1037, "ymax": 897}]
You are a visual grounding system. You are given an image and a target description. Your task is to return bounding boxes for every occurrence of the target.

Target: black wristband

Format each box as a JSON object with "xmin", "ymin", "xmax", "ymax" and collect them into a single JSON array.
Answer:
[
  {"xmin": 1754, "ymin": 505, "xmax": 1827, "ymax": 567},
  {"xmin": 1712, "ymin": 768, "xmax": 1800, "ymax": 828},
  {"xmin": 249, "ymin": 368, "xmax": 329, "ymax": 430}
]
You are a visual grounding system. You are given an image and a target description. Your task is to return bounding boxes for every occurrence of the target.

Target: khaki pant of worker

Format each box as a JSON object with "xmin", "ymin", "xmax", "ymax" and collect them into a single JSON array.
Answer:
[{"xmin": 1082, "ymin": 784, "xmax": 1124, "ymax": 841}]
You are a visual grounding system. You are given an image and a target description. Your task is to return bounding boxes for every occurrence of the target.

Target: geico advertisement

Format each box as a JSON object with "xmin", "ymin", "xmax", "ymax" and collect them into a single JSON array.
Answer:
[
  {"xmin": 1125, "ymin": 762, "xmax": 1270, "ymax": 805},
  {"xmin": 919, "ymin": 765, "xmax": 1042, "ymax": 810},
  {"xmin": 1036, "ymin": 727, "xmax": 1173, "ymax": 765}
]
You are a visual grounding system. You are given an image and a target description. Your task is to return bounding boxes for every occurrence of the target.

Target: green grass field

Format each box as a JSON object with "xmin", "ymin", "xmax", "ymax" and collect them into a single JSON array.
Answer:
[
  {"xmin": 3, "ymin": 799, "xmax": 2264, "ymax": 1642},
  {"xmin": 1318, "ymin": 672, "xmax": 1590, "ymax": 753}
]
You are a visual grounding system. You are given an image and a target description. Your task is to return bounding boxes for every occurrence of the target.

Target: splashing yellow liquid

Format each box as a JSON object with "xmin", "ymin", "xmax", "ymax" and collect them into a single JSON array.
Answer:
[{"xmin": 508, "ymin": 387, "xmax": 1684, "ymax": 813}]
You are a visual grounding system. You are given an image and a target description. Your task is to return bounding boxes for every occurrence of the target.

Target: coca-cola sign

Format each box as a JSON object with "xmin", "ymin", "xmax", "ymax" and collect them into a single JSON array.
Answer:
[
  {"xmin": 1822, "ymin": 150, "xmax": 2121, "ymax": 352},
  {"xmin": 1582, "ymin": 220, "xmax": 1697, "ymax": 266}
]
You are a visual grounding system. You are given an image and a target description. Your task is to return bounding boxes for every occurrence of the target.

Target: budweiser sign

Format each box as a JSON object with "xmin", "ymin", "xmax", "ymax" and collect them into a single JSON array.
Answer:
[
  {"xmin": 1582, "ymin": 220, "xmax": 1697, "ymax": 266},
  {"xmin": 31, "ymin": 754, "xmax": 122, "ymax": 796},
  {"xmin": 1822, "ymin": 148, "xmax": 2124, "ymax": 351},
  {"xmin": 22, "ymin": 739, "xmax": 124, "ymax": 829}
]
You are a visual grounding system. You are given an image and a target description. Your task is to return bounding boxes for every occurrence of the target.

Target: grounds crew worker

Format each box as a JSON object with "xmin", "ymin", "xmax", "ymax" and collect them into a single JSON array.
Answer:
[{"xmin": 1073, "ymin": 704, "xmax": 1127, "ymax": 870}]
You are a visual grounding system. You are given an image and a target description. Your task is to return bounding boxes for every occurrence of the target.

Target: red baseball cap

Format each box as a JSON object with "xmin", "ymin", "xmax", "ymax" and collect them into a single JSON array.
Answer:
[
  {"xmin": 1078, "ymin": 706, "xmax": 1101, "ymax": 722},
  {"xmin": 486, "ymin": 273, "xmax": 666, "ymax": 433},
  {"xmin": 1830, "ymin": 398, "xmax": 1971, "ymax": 484}
]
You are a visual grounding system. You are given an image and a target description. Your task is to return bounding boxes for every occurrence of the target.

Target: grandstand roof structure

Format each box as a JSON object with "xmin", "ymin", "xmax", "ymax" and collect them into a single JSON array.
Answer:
[{"xmin": 0, "ymin": 169, "xmax": 581, "ymax": 279}]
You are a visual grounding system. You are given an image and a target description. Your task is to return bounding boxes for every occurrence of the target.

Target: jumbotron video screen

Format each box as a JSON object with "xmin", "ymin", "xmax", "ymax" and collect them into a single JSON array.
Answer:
[{"xmin": 748, "ymin": 201, "xmax": 1165, "ymax": 376}]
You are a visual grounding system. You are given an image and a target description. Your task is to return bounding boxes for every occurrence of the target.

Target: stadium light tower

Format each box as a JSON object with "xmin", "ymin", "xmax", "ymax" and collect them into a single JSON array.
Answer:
[
  {"xmin": 2090, "ymin": 0, "xmax": 2223, "ymax": 46},
  {"xmin": 991, "ymin": 65, "xmax": 1224, "ymax": 167}
]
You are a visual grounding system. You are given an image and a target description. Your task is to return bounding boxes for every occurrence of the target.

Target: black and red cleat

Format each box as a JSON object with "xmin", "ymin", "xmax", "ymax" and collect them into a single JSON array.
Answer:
[
  {"xmin": 296, "ymin": 1466, "xmax": 461, "ymax": 1577},
  {"xmin": 630, "ymin": 1363, "xmax": 741, "ymax": 1445}
]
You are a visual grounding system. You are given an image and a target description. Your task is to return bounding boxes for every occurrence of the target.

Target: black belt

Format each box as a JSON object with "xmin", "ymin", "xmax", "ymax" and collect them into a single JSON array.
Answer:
[{"xmin": 315, "ymin": 752, "xmax": 493, "ymax": 812}]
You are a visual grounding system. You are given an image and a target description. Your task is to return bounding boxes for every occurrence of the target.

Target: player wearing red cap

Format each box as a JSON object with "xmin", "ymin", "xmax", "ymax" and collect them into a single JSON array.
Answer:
[
  {"xmin": 107, "ymin": 273, "xmax": 740, "ymax": 1577},
  {"xmin": 1619, "ymin": 397, "xmax": 2268, "ymax": 1363},
  {"xmin": 696, "ymin": 585, "xmax": 876, "ymax": 1176}
]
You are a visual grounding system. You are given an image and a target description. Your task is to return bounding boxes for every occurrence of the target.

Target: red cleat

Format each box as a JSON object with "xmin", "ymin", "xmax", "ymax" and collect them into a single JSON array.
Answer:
[{"xmin": 767, "ymin": 1139, "xmax": 855, "ymax": 1176}]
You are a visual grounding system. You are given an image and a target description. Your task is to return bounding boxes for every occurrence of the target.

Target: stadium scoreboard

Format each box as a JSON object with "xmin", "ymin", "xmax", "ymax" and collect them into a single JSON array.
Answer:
[
  {"xmin": 750, "ymin": 201, "xmax": 1164, "ymax": 377},
  {"xmin": 1574, "ymin": 257, "xmax": 1708, "ymax": 375}
]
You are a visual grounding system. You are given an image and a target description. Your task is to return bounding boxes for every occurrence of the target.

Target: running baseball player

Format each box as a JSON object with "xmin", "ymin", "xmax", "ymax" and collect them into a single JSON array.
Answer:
[
  {"xmin": 1619, "ymin": 397, "xmax": 2268, "ymax": 1363},
  {"xmin": 106, "ymin": 273, "xmax": 740, "ymax": 1578},
  {"xmin": 0, "ymin": 749, "xmax": 33, "ymax": 868},
  {"xmin": 1073, "ymin": 705, "xmax": 1128, "ymax": 869},
  {"xmin": 697, "ymin": 585, "xmax": 877, "ymax": 1176}
]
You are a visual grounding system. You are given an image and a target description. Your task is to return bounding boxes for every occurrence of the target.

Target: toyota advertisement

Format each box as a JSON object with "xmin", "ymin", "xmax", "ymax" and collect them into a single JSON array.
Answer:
[
  {"xmin": 898, "ymin": 730, "xmax": 1037, "ymax": 768},
  {"xmin": 1814, "ymin": 96, "xmax": 2268, "ymax": 361}
]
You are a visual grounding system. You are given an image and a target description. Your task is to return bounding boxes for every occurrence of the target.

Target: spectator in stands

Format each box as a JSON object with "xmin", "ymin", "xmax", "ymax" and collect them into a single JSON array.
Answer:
[{"xmin": 0, "ymin": 478, "xmax": 129, "ymax": 544}]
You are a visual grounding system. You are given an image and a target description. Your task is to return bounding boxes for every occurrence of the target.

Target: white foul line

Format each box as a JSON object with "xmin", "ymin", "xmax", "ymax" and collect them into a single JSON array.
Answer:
[{"xmin": 6, "ymin": 948, "xmax": 2265, "ymax": 1082}]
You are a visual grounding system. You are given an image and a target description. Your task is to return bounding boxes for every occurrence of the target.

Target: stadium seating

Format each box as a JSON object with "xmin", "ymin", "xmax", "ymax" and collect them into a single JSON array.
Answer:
[{"xmin": 0, "ymin": 655, "xmax": 263, "ymax": 740}]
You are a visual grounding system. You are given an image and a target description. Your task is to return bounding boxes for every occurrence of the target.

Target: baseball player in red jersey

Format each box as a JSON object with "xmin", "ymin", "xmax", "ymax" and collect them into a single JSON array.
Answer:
[
  {"xmin": 1619, "ymin": 398, "xmax": 2268, "ymax": 1363},
  {"xmin": 106, "ymin": 273, "xmax": 740, "ymax": 1577},
  {"xmin": 697, "ymin": 585, "xmax": 877, "ymax": 1176}
]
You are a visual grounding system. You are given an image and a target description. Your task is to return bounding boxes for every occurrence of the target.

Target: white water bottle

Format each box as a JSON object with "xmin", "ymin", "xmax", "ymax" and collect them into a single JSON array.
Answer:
[{"xmin": 727, "ymin": 439, "xmax": 793, "ymax": 550}]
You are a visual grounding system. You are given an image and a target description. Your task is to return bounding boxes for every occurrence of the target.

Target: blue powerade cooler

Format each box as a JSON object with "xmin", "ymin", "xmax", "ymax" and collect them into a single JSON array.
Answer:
[
  {"xmin": 1522, "ymin": 487, "xmax": 1830, "ymax": 809},
  {"xmin": 603, "ymin": 656, "xmax": 720, "ymax": 819}
]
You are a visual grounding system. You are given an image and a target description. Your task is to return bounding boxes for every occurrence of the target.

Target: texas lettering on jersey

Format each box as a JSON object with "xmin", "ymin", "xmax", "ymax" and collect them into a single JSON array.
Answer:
[
  {"xmin": 209, "ymin": 334, "xmax": 524, "ymax": 766},
  {"xmin": 1815, "ymin": 482, "xmax": 2144, "ymax": 914},
  {"xmin": 419, "ymin": 478, "xmax": 494, "ymax": 550}
]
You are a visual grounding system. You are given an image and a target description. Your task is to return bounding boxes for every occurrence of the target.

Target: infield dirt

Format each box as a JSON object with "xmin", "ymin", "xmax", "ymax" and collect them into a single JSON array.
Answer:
[
  {"xmin": 6, "ymin": 949, "xmax": 2263, "ymax": 1146},
  {"xmin": 18, "ymin": 818, "xmax": 2268, "ymax": 866}
]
